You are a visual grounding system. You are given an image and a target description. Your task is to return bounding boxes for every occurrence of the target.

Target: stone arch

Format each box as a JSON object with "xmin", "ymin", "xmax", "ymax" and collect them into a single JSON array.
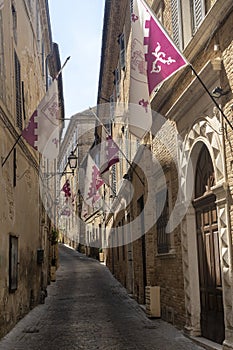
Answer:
[
  {"xmin": 178, "ymin": 118, "xmax": 233, "ymax": 342},
  {"xmin": 181, "ymin": 118, "xmax": 225, "ymax": 203}
]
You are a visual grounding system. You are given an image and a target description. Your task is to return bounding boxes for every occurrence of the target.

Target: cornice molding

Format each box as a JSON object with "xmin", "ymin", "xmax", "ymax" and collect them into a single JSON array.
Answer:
[
  {"xmin": 165, "ymin": 61, "xmax": 219, "ymax": 121},
  {"xmin": 184, "ymin": 0, "xmax": 233, "ymax": 60}
]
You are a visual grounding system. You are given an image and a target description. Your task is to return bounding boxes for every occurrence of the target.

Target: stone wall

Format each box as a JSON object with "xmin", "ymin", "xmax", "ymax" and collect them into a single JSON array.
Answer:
[{"xmin": 0, "ymin": 0, "xmax": 55, "ymax": 338}]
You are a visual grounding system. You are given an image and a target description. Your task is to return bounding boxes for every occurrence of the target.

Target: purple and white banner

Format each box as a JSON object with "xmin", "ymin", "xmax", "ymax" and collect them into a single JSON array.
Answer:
[
  {"xmin": 83, "ymin": 154, "xmax": 104, "ymax": 207},
  {"xmin": 129, "ymin": 0, "xmax": 188, "ymax": 139},
  {"xmin": 22, "ymin": 80, "xmax": 60, "ymax": 159}
]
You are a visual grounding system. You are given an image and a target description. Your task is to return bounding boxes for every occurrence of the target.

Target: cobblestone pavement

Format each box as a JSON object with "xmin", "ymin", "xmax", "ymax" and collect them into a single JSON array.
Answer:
[{"xmin": 0, "ymin": 244, "xmax": 205, "ymax": 350}]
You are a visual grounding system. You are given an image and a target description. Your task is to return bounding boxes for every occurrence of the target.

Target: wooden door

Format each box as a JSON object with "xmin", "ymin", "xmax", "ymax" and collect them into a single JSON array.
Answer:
[
  {"xmin": 194, "ymin": 195, "xmax": 224, "ymax": 344},
  {"xmin": 137, "ymin": 196, "xmax": 146, "ymax": 303},
  {"xmin": 194, "ymin": 144, "xmax": 224, "ymax": 344}
]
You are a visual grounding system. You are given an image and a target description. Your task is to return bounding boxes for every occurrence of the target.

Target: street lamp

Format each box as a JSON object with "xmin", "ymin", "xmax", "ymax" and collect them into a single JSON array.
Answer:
[
  {"xmin": 68, "ymin": 151, "xmax": 77, "ymax": 170},
  {"xmin": 68, "ymin": 151, "xmax": 78, "ymax": 174},
  {"xmin": 43, "ymin": 151, "xmax": 78, "ymax": 179}
]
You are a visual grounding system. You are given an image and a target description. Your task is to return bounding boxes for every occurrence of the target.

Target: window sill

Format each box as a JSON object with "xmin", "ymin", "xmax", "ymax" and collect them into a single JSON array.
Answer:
[{"xmin": 156, "ymin": 249, "xmax": 176, "ymax": 259}]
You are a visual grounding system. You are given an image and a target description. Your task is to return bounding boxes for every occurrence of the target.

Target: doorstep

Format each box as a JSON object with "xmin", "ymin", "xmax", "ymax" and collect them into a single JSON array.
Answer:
[{"xmin": 188, "ymin": 336, "xmax": 222, "ymax": 350}]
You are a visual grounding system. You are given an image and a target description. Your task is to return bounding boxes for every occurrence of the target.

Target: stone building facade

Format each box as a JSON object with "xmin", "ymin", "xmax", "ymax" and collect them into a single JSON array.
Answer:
[
  {"xmin": 0, "ymin": 0, "xmax": 63, "ymax": 338},
  {"xmin": 97, "ymin": 0, "xmax": 233, "ymax": 348},
  {"xmin": 58, "ymin": 110, "xmax": 96, "ymax": 251}
]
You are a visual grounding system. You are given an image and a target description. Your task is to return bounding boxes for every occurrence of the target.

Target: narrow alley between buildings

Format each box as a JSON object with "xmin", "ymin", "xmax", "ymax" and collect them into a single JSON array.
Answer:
[{"xmin": 0, "ymin": 244, "xmax": 205, "ymax": 350}]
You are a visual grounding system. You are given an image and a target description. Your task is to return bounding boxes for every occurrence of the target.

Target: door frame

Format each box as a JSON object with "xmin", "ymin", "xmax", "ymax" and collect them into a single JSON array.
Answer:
[{"xmin": 180, "ymin": 138, "xmax": 231, "ymax": 344}]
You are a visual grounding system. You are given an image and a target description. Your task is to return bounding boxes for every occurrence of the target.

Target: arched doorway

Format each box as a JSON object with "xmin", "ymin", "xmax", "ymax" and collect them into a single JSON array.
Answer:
[{"xmin": 193, "ymin": 144, "xmax": 224, "ymax": 344}]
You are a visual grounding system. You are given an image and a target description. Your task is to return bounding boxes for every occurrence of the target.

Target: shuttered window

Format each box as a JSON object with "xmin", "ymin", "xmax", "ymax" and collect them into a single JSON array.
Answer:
[
  {"xmin": 156, "ymin": 188, "xmax": 170, "ymax": 254},
  {"xmin": 171, "ymin": 0, "xmax": 183, "ymax": 49},
  {"xmin": 9, "ymin": 235, "xmax": 18, "ymax": 292},
  {"xmin": 114, "ymin": 67, "xmax": 120, "ymax": 98},
  {"xmin": 130, "ymin": 0, "xmax": 134, "ymax": 18},
  {"xmin": 14, "ymin": 51, "xmax": 22, "ymax": 130},
  {"xmin": 192, "ymin": 0, "xmax": 205, "ymax": 32},
  {"xmin": 111, "ymin": 164, "xmax": 117, "ymax": 195},
  {"xmin": 119, "ymin": 33, "xmax": 125, "ymax": 70}
]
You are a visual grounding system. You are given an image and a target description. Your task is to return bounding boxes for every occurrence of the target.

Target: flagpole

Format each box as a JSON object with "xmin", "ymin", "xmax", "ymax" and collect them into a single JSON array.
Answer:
[
  {"xmin": 89, "ymin": 107, "xmax": 145, "ymax": 186},
  {"xmin": 55, "ymin": 56, "xmax": 71, "ymax": 80},
  {"xmin": 190, "ymin": 65, "xmax": 233, "ymax": 131}
]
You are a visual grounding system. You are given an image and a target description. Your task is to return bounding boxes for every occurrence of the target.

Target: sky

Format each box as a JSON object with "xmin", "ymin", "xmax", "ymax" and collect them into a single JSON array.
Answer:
[{"xmin": 48, "ymin": 0, "xmax": 105, "ymax": 120}]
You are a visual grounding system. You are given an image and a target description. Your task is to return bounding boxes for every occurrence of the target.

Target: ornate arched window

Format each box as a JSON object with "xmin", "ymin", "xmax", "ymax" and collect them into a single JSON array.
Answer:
[{"xmin": 195, "ymin": 144, "xmax": 215, "ymax": 198}]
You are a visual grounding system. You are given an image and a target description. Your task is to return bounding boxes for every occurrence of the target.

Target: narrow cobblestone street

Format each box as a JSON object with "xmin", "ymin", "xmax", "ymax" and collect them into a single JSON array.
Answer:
[{"xmin": 0, "ymin": 244, "xmax": 205, "ymax": 350}]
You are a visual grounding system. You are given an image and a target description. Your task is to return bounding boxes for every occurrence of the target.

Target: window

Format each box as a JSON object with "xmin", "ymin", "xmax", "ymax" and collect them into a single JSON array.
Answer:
[
  {"xmin": 111, "ymin": 163, "xmax": 117, "ymax": 196},
  {"xmin": 170, "ymin": 0, "xmax": 208, "ymax": 49},
  {"xmin": 110, "ymin": 94, "xmax": 115, "ymax": 121},
  {"xmin": 122, "ymin": 219, "xmax": 125, "ymax": 260},
  {"xmin": 41, "ymin": 42, "xmax": 45, "ymax": 77},
  {"xmin": 12, "ymin": 4, "xmax": 17, "ymax": 44},
  {"xmin": 204, "ymin": 0, "xmax": 211, "ymax": 13},
  {"xmin": 114, "ymin": 67, "xmax": 120, "ymax": 99},
  {"xmin": 130, "ymin": 0, "xmax": 134, "ymax": 17},
  {"xmin": 104, "ymin": 120, "xmax": 112, "ymax": 135},
  {"xmin": 156, "ymin": 188, "xmax": 170, "ymax": 254},
  {"xmin": 171, "ymin": 0, "xmax": 183, "ymax": 49},
  {"xmin": 152, "ymin": 0, "xmax": 164, "ymax": 23},
  {"xmin": 119, "ymin": 33, "xmax": 125, "ymax": 70},
  {"xmin": 14, "ymin": 51, "xmax": 22, "ymax": 130},
  {"xmin": 116, "ymin": 225, "xmax": 119, "ymax": 260},
  {"xmin": 9, "ymin": 235, "xmax": 18, "ymax": 292},
  {"xmin": 191, "ymin": 0, "xmax": 205, "ymax": 33},
  {"xmin": 13, "ymin": 148, "xmax": 16, "ymax": 187},
  {"xmin": 0, "ymin": 10, "xmax": 5, "ymax": 101},
  {"xmin": 125, "ymin": 128, "xmax": 129, "ymax": 171}
]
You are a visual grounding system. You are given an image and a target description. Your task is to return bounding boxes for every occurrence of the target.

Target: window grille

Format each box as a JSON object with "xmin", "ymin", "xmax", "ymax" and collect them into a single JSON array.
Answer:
[{"xmin": 156, "ymin": 188, "xmax": 170, "ymax": 254}]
